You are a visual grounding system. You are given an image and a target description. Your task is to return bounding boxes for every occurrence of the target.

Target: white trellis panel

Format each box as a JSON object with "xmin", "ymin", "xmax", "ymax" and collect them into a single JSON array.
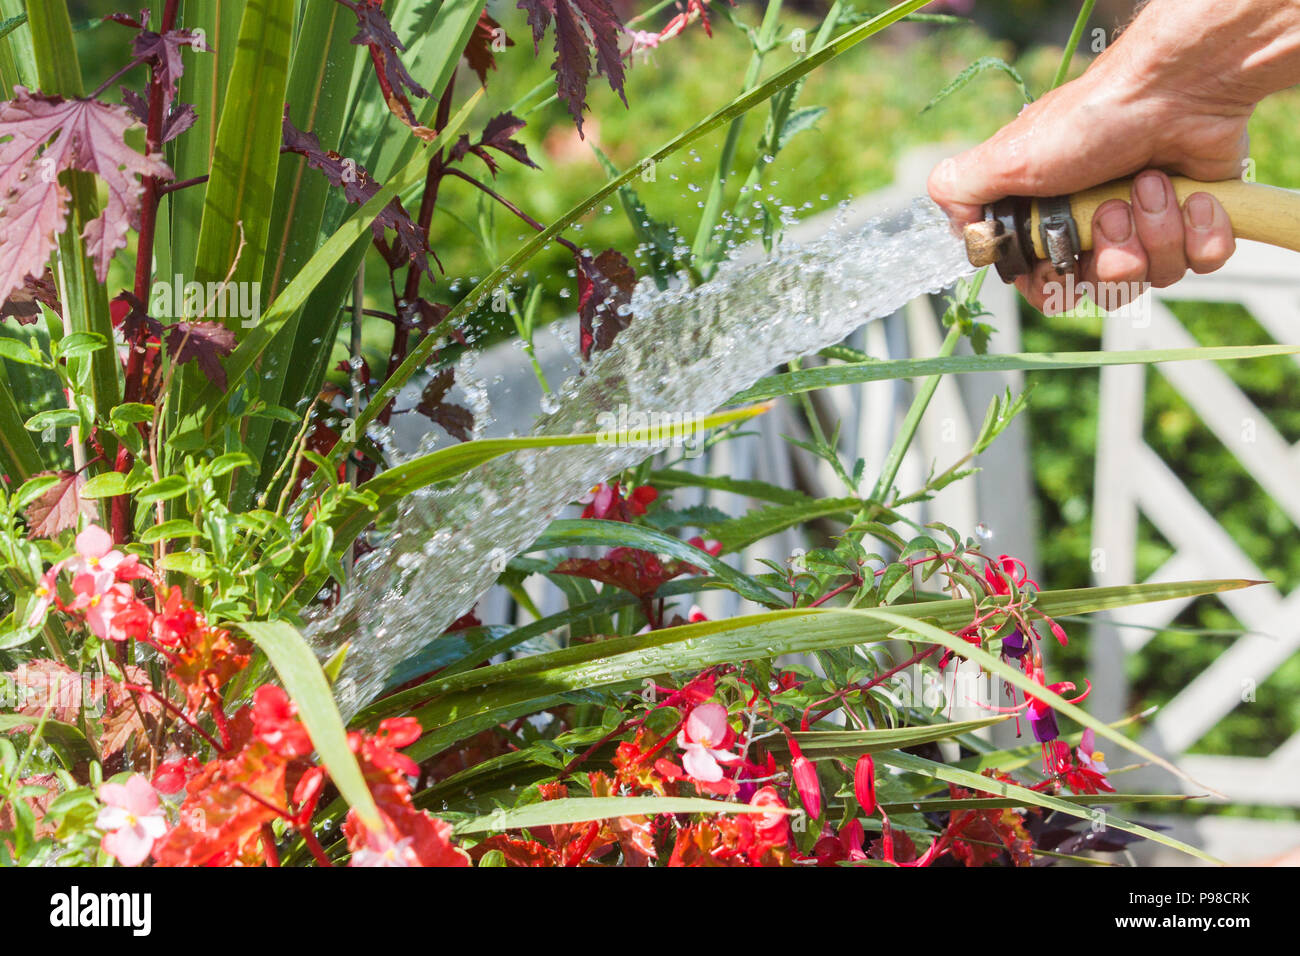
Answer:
[{"xmin": 1091, "ymin": 240, "xmax": 1300, "ymax": 861}]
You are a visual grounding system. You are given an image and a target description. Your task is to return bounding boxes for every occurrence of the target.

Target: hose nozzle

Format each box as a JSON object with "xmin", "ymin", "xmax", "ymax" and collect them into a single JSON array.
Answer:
[{"xmin": 962, "ymin": 176, "xmax": 1300, "ymax": 281}]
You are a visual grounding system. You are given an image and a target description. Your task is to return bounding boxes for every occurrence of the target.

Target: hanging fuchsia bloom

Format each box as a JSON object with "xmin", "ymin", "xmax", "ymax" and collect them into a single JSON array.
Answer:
[
  {"xmin": 676, "ymin": 702, "xmax": 738, "ymax": 783},
  {"xmin": 97, "ymin": 774, "xmax": 168, "ymax": 866},
  {"xmin": 984, "ymin": 554, "xmax": 1037, "ymax": 595},
  {"xmin": 854, "ymin": 754, "xmax": 877, "ymax": 815},
  {"xmin": 787, "ymin": 738, "xmax": 822, "ymax": 819},
  {"xmin": 1000, "ymin": 627, "xmax": 1029, "ymax": 660}
]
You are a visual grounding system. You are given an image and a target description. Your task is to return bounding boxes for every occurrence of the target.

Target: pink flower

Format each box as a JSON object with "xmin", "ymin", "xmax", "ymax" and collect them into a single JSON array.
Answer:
[
  {"xmin": 97, "ymin": 773, "xmax": 167, "ymax": 866},
  {"xmin": 71, "ymin": 525, "xmax": 125, "ymax": 576},
  {"xmin": 351, "ymin": 828, "xmax": 418, "ymax": 867},
  {"xmin": 25, "ymin": 562, "xmax": 64, "ymax": 627},
  {"xmin": 70, "ymin": 575, "xmax": 148, "ymax": 642},
  {"xmin": 1076, "ymin": 728, "xmax": 1109, "ymax": 774},
  {"xmin": 676, "ymin": 703, "xmax": 738, "ymax": 783}
]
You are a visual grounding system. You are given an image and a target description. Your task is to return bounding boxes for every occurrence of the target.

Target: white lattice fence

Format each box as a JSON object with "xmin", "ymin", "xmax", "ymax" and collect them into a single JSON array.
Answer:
[{"xmin": 1090, "ymin": 241, "xmax": 1300, "ymax": 859}]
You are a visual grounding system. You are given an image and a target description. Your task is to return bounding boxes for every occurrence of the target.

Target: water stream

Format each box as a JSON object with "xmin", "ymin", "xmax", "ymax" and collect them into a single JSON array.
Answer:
[{"xmin": 304, "ymin": 197, "xmax": 975, "ymax": 715}]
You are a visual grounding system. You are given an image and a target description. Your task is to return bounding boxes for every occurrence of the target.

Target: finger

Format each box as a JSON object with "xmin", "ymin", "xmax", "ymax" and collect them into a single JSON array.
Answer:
[
  {"xmin": 1182, "ymin": 192, "xmax": 1236, "ymax": 274},
  {"xmin": 1087, "ymin": 200, "xmax": 1148, "ymax": 288},
  {"xmin": 1130, "ymin": 170, "xmax": 1188, "ymax": 288},
  {"xmin": 1017, "ymin": 260, "xmax": 1082, "ymax": 315}
]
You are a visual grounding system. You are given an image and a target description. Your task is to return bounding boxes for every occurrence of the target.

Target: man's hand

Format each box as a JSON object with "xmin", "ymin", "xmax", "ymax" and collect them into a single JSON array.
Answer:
[{"xmin": 927, "ymin": 0, "xmax": 1300, "ymax": 312}]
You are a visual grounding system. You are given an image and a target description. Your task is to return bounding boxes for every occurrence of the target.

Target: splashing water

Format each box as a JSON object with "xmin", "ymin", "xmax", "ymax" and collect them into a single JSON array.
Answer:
[{"xmin": 306, "ymin": 197, "xmax": 975, "ymax": 715}]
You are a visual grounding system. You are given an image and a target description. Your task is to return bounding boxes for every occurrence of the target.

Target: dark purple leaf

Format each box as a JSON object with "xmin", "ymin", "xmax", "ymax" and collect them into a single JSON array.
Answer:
[
  {"xmin": 338, "ymin": 0, "xmax": 434, "ymax": 140},
  {"xmin": 517, "ymin": 0, "xmax": 627, "ymax": 135},
  {"xmin": 464, "ymin": 11, "xmax": 514, "ymax": 86},
  {"xmin": 281, "ymin": 109, "xmax": 436, "ymax": 280},
  {"xmin": 577, "ymin": 248, "xmax": 635, "ymax": 359},
  {"xmin": 415, "ymin": 367, "xmax": 474, "ymax": 441},
  {"xmin": 1, "ymin": 269, "xmax": 60, "ymax": 325},
  {"xmin": 165, "ymin": 320, "xmax": 236, "ymax": 391}
]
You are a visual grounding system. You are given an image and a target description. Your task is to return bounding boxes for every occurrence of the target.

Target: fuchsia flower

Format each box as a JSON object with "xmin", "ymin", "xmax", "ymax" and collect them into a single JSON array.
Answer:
[
  {"xmin": 97, "ymin": 773, "xmax": 168, "ymax": 866},
  {"xmin": 854, "ymin": 754, "xmax": 877, "ymax": 815},
  {"xmin": 676, "ymin": 703, "xmax": 739, "ymax": 783},
  {"xmin": 788, "ymin": 738, "xmax": 822, "ymax": 819}
]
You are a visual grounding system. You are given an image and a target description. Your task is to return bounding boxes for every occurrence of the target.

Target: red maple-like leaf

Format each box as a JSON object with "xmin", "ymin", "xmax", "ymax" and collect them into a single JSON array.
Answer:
[
  {"xmin": 165, "ymin": 320, "xmax": 236, "ymax": 391},
  {"xmin": 464, "ymin": 11, "xmax": 514, "ymax": 86},
  {"xmin": 518, "ymin": 0, "xmax": 628, "ymax": 135},
  {"xmin": 0, "ymin": 87, "xmax": 172, "ymax": 307},
  {"xmin": 108, "ymin": 9, "xmax": 210, "ymax": 111},
  {"xmin": 577, "ymin": 248, "xmax": 635, "ymax": 359},
  {"xmin": 554, "ymin": 547, "xmax": 700, "ymax": 600},
  {"xmin": 415, "ymin": 367, "xmax": 474, "ymax": 441},
  {"xmin": 450, "ymin": 111, "xmax": 538, "ymax": 178},
  {"xmin": 22, "ymin": 470, "xmax": 99, "ymax": 539},
  {"xmin": 122, "ymin": 88, "xmax": 197, "ymax": 144},
  {"xmin": 282, "ymin": 109, "xmax": 437, "ymax": 279}
]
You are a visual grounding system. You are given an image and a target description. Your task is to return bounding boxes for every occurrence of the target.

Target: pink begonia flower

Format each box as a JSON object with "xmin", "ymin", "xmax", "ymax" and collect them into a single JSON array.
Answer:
[
  {"xmin": 25, "ymin": 561, "xmax": 64, "ymax": 627},
  {"xmin": 351, "ymin": 829, "xmax": 418, "ymax": 867},
  {"xmin": 72, "ymin": 525, "xmax": 125, "ymax": 576},
  {"xmin": 1076, "ymin": 728, "xmax": 1109, "ymax": 774},
  {"xmin": 97, "ymin": 773, "xmax": 167, "ymax": 866},
  {"xmin": 676, "ymin": 702, "xmax": 738, "ymax": 783},
  {"xmin": 70, "ymin": 575, "xmax": 146, "ymax": 642}
]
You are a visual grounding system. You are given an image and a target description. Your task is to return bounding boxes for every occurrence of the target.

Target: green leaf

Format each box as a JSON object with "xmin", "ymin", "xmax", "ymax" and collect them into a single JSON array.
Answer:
[
  {"xmin": 455, "ymin": 796, "xmax": 791, "ymax": 835},
  {"xmin": 704, "ymin": 497, "xmax": 860, "ymax": 554},
  {"xmin": 922, "ymin": 56, "xmax": 1032, "ymax": 113},
  {"xmin": 791, "ymin": 715, "xmax": 1009, "ymax": 757},
  {"xmin": 236, "ymin": 620, "xmax": 382, "ymax": 832},
  {"xmin": 364, "ymin": 578, "xmax": 1253, "ymax": 761},
  {"xmin": 0, "ymin": 339, "xmax": 48, "ymax": 367},
  {"xmin": 78, "ymin": 471, "xmax": 131, "ymax": 499},
  {"xmin": 167, "ymin": 88, "xmax": 484, "ymax": 450},
  {"xmin": 55, "ymin": 332, "xmax": 107, "ymax": 359},
  {"xmin": 731, "ymin": 344, "xmax": 1300, "ymax": 404},
  {"xmin": 109, "ymin": 403, "xmax": 155, "ymax": 424},
  {"xmin": 139, "ymin": 519, "xmax": 201, "ymax": 544},
  {"xmin": 877, "ymin": 750, "xmax": 1218, "ymax": 864},
  {"xmin": 135, "ymin": 475, "xmax": 189, "ymax": 505}
]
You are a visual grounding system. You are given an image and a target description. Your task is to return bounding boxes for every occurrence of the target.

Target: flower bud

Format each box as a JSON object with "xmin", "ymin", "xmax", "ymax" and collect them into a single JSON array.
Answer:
[{"xmin": 854, "ymin": 753, "xmax": 876, "ymax": 815}]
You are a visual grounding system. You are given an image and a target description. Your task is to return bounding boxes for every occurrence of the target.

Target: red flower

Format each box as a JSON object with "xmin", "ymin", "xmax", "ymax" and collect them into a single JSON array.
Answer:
[
  {"xmin": 854, "ymin": 754, "xmax": 876, "ymax": 815},
  {"xmin": 787, "ymin": 738, "xmax": 822, "ymax": 819},
  {"xmin": 579, "ymin": 481, "xmax": 657, "ymax": 521},
  {"xmin": 251, "ymin": 686, "xmax": 313, "ymax": 759}
]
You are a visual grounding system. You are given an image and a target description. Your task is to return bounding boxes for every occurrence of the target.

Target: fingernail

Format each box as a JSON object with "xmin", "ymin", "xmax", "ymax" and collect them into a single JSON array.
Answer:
[
  {"xmin": 1186, "ymin": 194, "xmax": 1214, "ymax": 230},
  {"xmin": 1097, "ymin": 204, "xmax": 1133, "ymax": 243},
  {"xmin": 1135, "ymin": 173, "xmax": 1167, "ymax": 214}
]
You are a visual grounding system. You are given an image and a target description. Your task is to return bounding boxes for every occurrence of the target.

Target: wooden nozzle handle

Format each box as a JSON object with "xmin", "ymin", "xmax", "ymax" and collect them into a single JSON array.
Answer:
[{"xmin": 1029, "ymin": 177, "xmax": 1300, "ymax": 260}]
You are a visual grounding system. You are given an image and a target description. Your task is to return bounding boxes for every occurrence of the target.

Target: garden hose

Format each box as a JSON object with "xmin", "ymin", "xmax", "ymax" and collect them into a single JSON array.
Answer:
[{"xmin": 963, "ymin": 177, "xmax": 1300, "ymax": 282}]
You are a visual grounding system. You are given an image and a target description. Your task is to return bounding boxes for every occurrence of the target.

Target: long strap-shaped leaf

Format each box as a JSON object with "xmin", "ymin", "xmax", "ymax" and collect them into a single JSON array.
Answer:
[
  {"xmin": 455, "ymin": 796, "xmax": 791, "ymax": 835},
  {"xmin": 357, "ymin": 579, "xmax": 1253, "ymax": 762},
  {"xmin": 730, "ymin": 344, "xmax": 1300, "ymax": 403},
  {"xmin": 166, "ymin": 88, "xmax": 483, "ymax": 452},
  {"xmin": 877, "ymin": 750, "xmax": 1219, "ymax": 864},
  {"xmin": 237, "ymin": 620, "xmax": 383, "ymax": 832},
  {"xmin": 324, "ymin": 0, "xmax": 938, "ymax": 470}
]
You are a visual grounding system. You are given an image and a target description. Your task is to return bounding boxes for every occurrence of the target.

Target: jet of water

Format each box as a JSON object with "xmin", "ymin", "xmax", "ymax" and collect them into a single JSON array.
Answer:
[{"xmin": 306, "ymin": 197, "xmax": 975, "ymax": 716}]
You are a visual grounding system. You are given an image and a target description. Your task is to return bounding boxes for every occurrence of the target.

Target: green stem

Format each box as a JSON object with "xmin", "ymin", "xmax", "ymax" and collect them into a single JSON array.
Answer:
[
  {"xmin": 690, "ymin": 0, "xmax": 786, "ymax": 268},
  {"xmin": 869, "ymin": 323, "xmax": 963, "ymax": 505},
  {"xmin": 1051, "ymin": 0, "xmax": 1096, "ymax": 90}
]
